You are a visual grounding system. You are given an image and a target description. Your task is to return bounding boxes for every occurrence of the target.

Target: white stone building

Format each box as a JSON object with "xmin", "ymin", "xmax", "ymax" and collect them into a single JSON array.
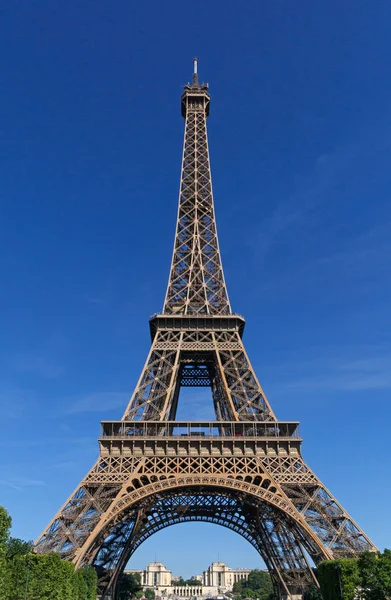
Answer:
[
  {"xmin": 125, "ymin": 561, "xmax": 172, "ymax": 592},
  {"xmin": 125, "ymin": 561, "xmax": 253, "ymax": 598},
  {"xmin": 203, "ymin": 562, "xmax": 251, "ymax": 591}
]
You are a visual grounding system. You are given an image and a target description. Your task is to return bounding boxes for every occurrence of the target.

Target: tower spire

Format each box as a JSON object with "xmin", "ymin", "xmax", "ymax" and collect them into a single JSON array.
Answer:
[{"xmin": 164, "ymin": 62, "xmax": 229, "ymax": 315}]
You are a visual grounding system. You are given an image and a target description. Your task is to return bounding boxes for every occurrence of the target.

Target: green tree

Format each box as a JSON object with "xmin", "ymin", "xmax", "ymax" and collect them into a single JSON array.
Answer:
[
  {"xmin": 144, "ymin": 588, "xmax": 155, "ymax": 600},
  {"xmin": 247, "ymin": 570, "xmax": 273, "ymax": 595},
  {"xmin": 303, "ymin": 586, "xmax": 323, "ymax": 600},
  {"xmin": 359, "ymin": 551, "xmax": 382, "ymax": 600},
  {"xmin": 232, "ymin": 580, "xmax": 244, "ymax": 594},
  {"xmin": 318, "ymin": 559, "xmax": 360, "ymax": 600},
  {"xmin": 0, "ymin": 506, "xmax": 12, "ymax": 598},
  {"xmin": 232, "ymin": 570, "xmax": 273, "ymax": 600},
  {"xmin": 340, "ymin": 559, "xmax": 361, "ymax": 600},
  {"xmin": 117, "ymin": 572, "xmax": 143, "ymax": 599},
  {"xmin": 6, "ymin": 538, "xmax": 33, "ymax": 559},
  {"xmin": 6, "ymin": 553, "xmax": 29, "ymax": 600},
  {"xmin": 74, "ymin": 565, "xmax": 98, "ymax": 600},
  {"xmin": 0, "ymin": 508, "xmax": 11, "ymax": 551},
  {"xmin": 359, "ymin": 549, "xmax": 391, "ymax": 600},
  {"xmin": 0, "ymin": 505, "xmax": 97, "ymax": 600},
  {"xmin": 84, "ymin": 565, "xmax": 98, "ymax": 600},
  {"xmin": 376, "ymin": 549, "xmax": 391, "ymax": 599},
  {"xmin": 185, "ymin": 578, "xmax": 202, "ymax": 586},
  {"xmin": 5, "ymin": 553, "xmax": 97, "ymax": 600},
  {"xmin": 74, "ymin": 568, "xmax": 86, "ymax": 600},
  {"xmin": 28, "ymin": 553, "xmax": 75, "ymax": 600}
]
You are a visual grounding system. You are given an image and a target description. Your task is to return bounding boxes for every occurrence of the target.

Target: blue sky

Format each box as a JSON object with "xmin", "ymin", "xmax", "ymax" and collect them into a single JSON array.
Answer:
[{"xmin": 1, "ymin": 0, "xmax": 391, "ymax": 578}]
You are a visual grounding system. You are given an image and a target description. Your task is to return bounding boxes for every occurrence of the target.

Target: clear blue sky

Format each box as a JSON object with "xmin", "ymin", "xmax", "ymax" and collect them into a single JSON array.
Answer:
[{"xmin": 1, "ymin": 0, "xmax": 390, "ymax": 579}]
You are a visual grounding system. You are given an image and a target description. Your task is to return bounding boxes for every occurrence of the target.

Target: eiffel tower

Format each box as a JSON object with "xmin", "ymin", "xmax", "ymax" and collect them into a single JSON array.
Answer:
[{"xmin": 36, "ymin": 60, "xmax": 376, "ymax": 599}]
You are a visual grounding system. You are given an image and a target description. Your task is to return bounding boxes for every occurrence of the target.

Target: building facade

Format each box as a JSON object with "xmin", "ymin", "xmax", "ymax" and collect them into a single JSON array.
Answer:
[
  {"xmin": 203, "ymin": 562, "xmax": 251, "ymax": 591},
  {"xmin": 126, "ymin": 562, "xmax": 172, "ymax": 590},
  {"xmin": 126, "ymin": 562, "xmax": 252, "ymax": 597}
]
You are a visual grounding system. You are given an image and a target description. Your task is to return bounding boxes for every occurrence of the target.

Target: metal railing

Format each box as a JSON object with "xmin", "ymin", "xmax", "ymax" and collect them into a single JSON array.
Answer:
[
  {"xmin": 149, "ymin": 312, "xmax": 246, "ymax": 320},
  {"xmin": 100, "ymin": 420, "xmax": 300, "ymax": 439}
]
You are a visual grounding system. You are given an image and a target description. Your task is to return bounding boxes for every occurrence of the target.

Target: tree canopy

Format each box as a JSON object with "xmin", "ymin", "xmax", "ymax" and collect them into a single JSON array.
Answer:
[
  {"xmin": 358, "ymin": 550, "xmax": 391, "ymax": 600},
  {"xmin": 232, "ymin": 569, "xmax": 274, "ymax": 600},
  {"xmin": 117, "ymin": 572, "xmax": 143, "ymax": 600},
  {"xmin": 0, "ymin": 506, "xmax": 12, "ymax": 599},
  {"xmin": 318, "ymin": 551, "xmax": 391, "ymax": 600},
  {"xmin": 176, "ymin": 577, "xmax": 202, "ymax": 586},
  {"xmin": 0, "ymin": 505, "xmax": 97, "ymax": 600},
  {"xmin": 303, "ymin": 586, "xmax": 323, "ymax": 600}
]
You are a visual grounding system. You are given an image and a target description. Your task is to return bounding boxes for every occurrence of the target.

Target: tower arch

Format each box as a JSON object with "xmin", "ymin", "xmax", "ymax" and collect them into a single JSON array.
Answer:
[{"xmin": 80, "ymin": 481, "xmax": 325, "ymax": 598}]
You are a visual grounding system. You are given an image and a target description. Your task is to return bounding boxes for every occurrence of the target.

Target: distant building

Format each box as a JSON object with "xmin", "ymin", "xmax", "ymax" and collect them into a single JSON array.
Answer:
[
  {"xmin": 203, "ymin": 562, "xmax": 251, "ymax": 590},
  {"xmin": 144, "ymin": 562, "xmax": 172, "ymax": 588},
  {"xmin": 126, "ymin": 561, "xmax": 253, "ymax": 598},
  {"xmin": 125, "ymin": 562, "xmax": 172, "ymax": 590}
]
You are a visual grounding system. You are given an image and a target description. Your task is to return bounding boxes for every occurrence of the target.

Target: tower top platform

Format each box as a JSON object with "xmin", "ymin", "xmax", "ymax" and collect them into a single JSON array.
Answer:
[{"xmin": 181, "ymin": 58, "xmax": 210, "ymax": 117}]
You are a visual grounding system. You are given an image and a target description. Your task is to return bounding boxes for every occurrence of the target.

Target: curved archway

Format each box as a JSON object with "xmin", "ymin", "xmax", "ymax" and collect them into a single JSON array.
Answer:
[
  {"xmin": 76, "ymin": 474, "xmax": 329, "ymax": 565},
  {"xmin": 123, "ymin": 521, "xmax": 269, "ymax": 596},
  {"xmin": 81, "ymin": 479, "xmax": 325, "ymax": 599}
]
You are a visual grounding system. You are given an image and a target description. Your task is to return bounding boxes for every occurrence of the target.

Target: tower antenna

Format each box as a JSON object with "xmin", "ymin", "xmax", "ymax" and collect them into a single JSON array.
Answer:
[{"xmin": 193, "ymin": 57, "xmax": 199, "ymax": 85}]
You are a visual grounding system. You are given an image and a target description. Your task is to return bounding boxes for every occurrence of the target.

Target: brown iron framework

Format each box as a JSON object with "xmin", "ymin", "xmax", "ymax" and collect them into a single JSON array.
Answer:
[{"xmin": 35, "ymin": 60, "xmax": 377, "ymax": 599}]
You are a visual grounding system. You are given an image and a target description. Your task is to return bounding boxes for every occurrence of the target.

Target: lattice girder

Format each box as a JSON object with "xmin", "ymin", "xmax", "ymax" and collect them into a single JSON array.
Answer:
[
  {"xmin": 164, "ymin": 80, "xmax": 230, "ymax": 316},
  {"xmin": 122, "ymin": 327, "xmax": 276, "ymax": 422}
]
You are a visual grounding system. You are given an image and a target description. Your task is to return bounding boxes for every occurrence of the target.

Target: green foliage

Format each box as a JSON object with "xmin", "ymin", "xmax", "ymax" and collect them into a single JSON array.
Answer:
[
  {"xmin": 358, "ymin": 549, "xmax": 391, "ymax": 600},
  {"xmin": 0, "ymin": 504, "xmax": 98, "ymax": 600},
  {"xmin": 319, "ymin": 555, "xmax": 391, "ymax": 600},
  {"xmin": 6, "ymin": 553, "xmax": 29, "ymax": 600},
  {"xmin": 6, "ymin": 537, "xmax": 33, "ymax": 559},
  {"xmin": 144, "ymin": 588, "xmax": 156, "ymax": 600},
  {"xmin": 340, "ymin": 558, "xmax": 361, "ymax": 600},
  {"xmin": 318, "ymin": 558, "xmax": 360, "ymax": 600},
  {"xmin": 74, "ymin": 568, "xmax": 86, "ymax": 600},
  {"xmin": 318, "ymin": 560, "xmax": 342, "ymax": 600},
  {"xmin": 117, "ymin": 572, "xmax": 143, "ymax": 599},
  {"xmin": 0, "ymin": 507, "xmax": 12, "ymax": 550},
  {"xmin": 186, "ymin": 577, "xmax": 202, "ymax": 585},
  {"xmin": 303, "ymin": 585, "xmax": 323, "ymax": 600},
  {"xmin": 359, "ymin": 551, "xmax": 381, "ymax": 600},
  {"xmin": 4, "ymin": 552, "xmax": 97, "ymax": 600},
  {"xmin": 86, "ymin": 565, "xmax": 99, "ymax": 599},
  {"xmin": 232, "ymin": 580, "xmax": 243, "ymax": 594},
  {"xmin": 176, "ymin": 577, "xmax": 202, "ymax": 586},
  {"xmin": 318, "ymin": 550, "xmax": 391, "ymax": 600},
  {"xmin": 232, "ymin": 570, "xmax": 273, "ymax": 600},
  {"xmin": 0, "ymin": 506, "xmax": 12, "ymax": 599},
  {"xmin": 6, "ymin": 553, "xmax": 73, "ymax": 600},
  {"xmin": 247, "ymin": 569, "xmax": 273, "ymax": 595},
  {"xmin": 375, "ymin": 549, "xmax": 391, "ymax": 599},
  {"xmin": 74, "ymin": 565, "xmax": 98, "ymax": 600}
]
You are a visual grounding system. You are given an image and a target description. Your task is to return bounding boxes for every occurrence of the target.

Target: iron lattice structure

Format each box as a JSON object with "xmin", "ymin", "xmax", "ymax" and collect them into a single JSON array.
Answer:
[{"xmin": 36, "ymin": 61, "xmax": 376, "ymax": 599}]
